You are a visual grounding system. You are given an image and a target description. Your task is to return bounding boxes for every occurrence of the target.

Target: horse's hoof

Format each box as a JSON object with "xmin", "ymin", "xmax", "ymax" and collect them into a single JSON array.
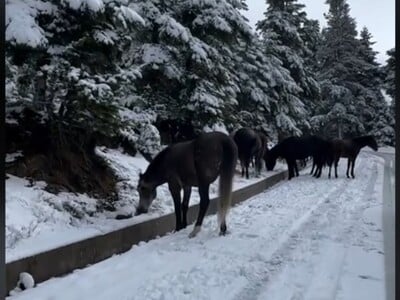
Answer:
[
  {"xmin": 220, "ymin": 223, "xmax": 227, "ymax": 235},
  {"xmin": 188, "ymin": 226, "xmax": 201, "ymax": 238}
]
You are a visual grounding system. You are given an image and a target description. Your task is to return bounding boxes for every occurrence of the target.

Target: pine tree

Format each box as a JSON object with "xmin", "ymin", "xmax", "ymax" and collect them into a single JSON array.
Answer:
[
  {"xmin": 257, "ymin": 0, "xmax": 321, "ymax": 138},
  {"xmin": 312, "ymin": 0, "xmax": 365, "ymax": 138},
  {"xmin": 356, "ymin": 27, "xmax": 394, "ymax": 145},
  {"xmin": 383, "ymin": 48, "xmax": 395, "ymax": 105},
  {"xmin": 130, "ymin": 0, "xmax": 256, "ymax": 133},
  {"xmin": 6, "ymin": 0, "xmax": 148, "ymax": 147}
]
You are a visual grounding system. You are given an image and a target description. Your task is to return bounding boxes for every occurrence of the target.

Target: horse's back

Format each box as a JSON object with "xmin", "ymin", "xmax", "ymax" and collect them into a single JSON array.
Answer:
[
  {"xmin": 233, "ymin": 127, "xmax": 260, "ymax": 156},
  {"xmin": 331, "ymin": 138, "xmax": 350, "ymax": 158},
  {"xmin": 194, "ymin": 131, "xmax": 237, "ymax": 181},
  {"xmin": 278, "ymin": 136, "xmax": 313, "ymax": 159}
]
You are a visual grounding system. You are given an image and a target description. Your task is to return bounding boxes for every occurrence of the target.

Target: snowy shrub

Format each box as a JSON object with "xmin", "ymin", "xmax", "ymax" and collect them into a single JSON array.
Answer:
[{"xmin": 136, "ymin": 124, "xmax": 161, "ymax": 158}]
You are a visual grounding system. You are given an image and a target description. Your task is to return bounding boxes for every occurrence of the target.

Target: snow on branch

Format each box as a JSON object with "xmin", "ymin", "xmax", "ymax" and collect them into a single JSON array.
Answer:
[
  {"xmin": 157, "ymin": 15, "xmax": 190, "ymax": 43},
  {"xmin": 5, "ymin": 0, "xmax": 54, "ymax": 48}
]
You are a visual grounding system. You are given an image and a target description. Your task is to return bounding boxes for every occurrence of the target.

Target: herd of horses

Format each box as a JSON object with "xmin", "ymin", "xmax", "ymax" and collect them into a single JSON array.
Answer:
[{"xmin": 135, "ymin": 128, "xmax": 378, "ymax": 238}]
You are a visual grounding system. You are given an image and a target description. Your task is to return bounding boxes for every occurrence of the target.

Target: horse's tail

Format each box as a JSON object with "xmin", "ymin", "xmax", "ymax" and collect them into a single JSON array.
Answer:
[
  {"xmin": 218, "ymin": 137, "xmax": 238, "ymax": 233},
  {"xmin": 252, "ymin": 136, "xmax": 263, "ymax": 174}
]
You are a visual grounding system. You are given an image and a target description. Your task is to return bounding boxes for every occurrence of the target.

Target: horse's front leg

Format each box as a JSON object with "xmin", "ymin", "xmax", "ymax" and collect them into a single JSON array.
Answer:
[
  {"xmin": 310, "ymin": 160, "xmax": 315, "ymax": 175},
  {"xmin": 168, "ymin": 183, "xmax": 183, "ymax": 231},
  {"xmin": 351, "ymin": 157, "xmax": 356, "ymax": 178},
  {"xmin": 294, "ymin": 161, "xmax": 299, "ymax": 177},
  {"xmin": 335, "ymin": 158, "xmax": 339, "ymax": 178},
  {"xmin": 286, "ymin": 159, "xmax": 294, "ymax": 180},
  {"xmin": 181, "ymin": 186, "xmax": 192, "ymax": 228},
  {"xmin": 189, "ymin": 183, "xmax": 210, "ymax": 238},
  {"xmin": 317, "ymin": 163, "xmax": 322, "ymax": 178},
  {"xmin": 255, "ymin": 155, "xmax": 262, "ymax": 177}
]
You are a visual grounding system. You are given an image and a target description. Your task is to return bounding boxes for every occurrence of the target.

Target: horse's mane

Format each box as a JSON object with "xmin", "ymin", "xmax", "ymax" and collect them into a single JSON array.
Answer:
[{"xmin": 144, "ymin": 146, "xmax": 171, "ymax": 177}]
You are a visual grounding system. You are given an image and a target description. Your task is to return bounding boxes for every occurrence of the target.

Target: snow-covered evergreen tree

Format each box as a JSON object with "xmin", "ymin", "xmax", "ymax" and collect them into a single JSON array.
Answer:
[
  {"xmin": 6, "ymin": 0, "xmax": 147, "ymax": 145},
  {"xmin": 383, "ymin": 47, "xmax": 395, "ymax": 108},
  {"xmin": 356, "ymin": 27, "xmax": 394, "ymax": 145},
  {"xmin": 131, "ymin": 0, "xmax": 255, "ymax": 132},
  {"xmin": 312, "ymin": 0, "xmax": 365, "ymax": 138},
  {"xmin": 257, "ymin": 0, "xmax": 321, "ymax": 137}
]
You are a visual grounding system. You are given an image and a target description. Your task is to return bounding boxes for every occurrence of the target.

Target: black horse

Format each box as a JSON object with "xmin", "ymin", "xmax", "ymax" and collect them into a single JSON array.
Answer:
[
  {"xmin": 135, "ymin": 132, "xmax": 238, "ymax": 238},
  {"xmin": 231, "ymin": 128, "xmax": 264, "ymax": 179},
  {"xmin": 329, "ymin": 135, "xmax": 378, "ymax": 178},
  {"xmin": 265, "ymin": 136, "xmax": 329, "ymax": 180},
  {"xmin": 309, "ymin": 139, "xmax": 335, "ymax": 178}
]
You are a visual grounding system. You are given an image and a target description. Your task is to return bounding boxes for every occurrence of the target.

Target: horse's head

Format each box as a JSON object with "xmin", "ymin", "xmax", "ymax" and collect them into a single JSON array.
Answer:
[
  {"xmin": 264, "ymin": 150, "xmax": 276, "ymax": 171},
  {"xmin": 135, "ymin": 173, "xmax": 157, "ymax": 215},
  {"xmin": 368, "ymin": 136, "xmax": 378, "ymax": 151}
]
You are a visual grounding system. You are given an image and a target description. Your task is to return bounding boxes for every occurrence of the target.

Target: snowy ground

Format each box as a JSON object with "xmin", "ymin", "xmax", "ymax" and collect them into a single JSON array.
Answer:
[
  {"xmin": 6, "ymin": 147, "xmax": 287, "ymax": 262},
  {"xmin": 7, "ymin": 150, "xmax": 393, "ymax": 300}
]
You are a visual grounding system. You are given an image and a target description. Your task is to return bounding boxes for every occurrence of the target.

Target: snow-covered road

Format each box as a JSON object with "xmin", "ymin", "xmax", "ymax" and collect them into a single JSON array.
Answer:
[{"xmin": 8, "ymin": 151, "xmax": 390, "ymax": 300}]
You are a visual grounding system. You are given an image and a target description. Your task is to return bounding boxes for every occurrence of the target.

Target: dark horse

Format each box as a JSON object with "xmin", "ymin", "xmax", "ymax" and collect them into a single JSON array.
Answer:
[
  {"xmin": 329, "ymin": 135, "xmax": 378, "ymax": 178},
  {"xmin": 231, "ymin": 128, "xmax": 264, "ymax": 179},
  {"xmin": 265, "ymin": 136, "xmax": 329, "ymax": 180},
  {"xmin": 309, "ymin": 139, "xmax": 335, "ymax": 178},
  {"xmin": 135, "ymin": 132, "xmax": 238, "ymax": 238}
]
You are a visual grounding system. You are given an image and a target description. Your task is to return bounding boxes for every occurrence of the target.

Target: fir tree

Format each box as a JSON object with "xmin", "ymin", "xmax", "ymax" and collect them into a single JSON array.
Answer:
[
  {"xmin": 383, "ymin": 48, "xmax": 395, "ymax": 104},
  {"xmin": 257, "ymin": 0, "xmax": 321, "ymax": 138},
  {"xmin": 312, "ymin": 0, "xmax": 365, "ymax": 138},
  {"xmin": 6, "ymin": 0, "xmax": 147, "ymax": 146}
]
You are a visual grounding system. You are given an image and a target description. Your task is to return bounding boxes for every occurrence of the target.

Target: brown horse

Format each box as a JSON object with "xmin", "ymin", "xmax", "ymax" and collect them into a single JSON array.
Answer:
[
  {"xmin": 135, "ymin": 132, "xmax": 238, "ymax": 238},
  {"xmin": 329, "ymin": 135, "xmax": 378, "ymax": 178},
  {"xmin": 231, "ymin": 128, "xmax": 263, "ymax": 178}
]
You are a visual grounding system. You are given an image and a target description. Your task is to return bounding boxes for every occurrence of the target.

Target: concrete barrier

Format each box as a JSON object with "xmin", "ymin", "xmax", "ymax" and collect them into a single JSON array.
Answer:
[{"xmin": 6, "ymin": 170, "xmax": 288, "ymax": 295}]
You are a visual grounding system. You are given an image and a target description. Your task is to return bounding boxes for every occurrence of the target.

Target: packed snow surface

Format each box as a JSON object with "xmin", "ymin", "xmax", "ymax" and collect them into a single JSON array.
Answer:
[{"xmin": 7, "ymin": 151, "xmax": 388, "ymax": 300}]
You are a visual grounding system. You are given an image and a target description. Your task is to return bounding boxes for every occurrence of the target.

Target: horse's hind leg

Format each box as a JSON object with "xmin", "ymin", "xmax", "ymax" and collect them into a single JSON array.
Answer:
[
  {"xmin": 245, "ymin": 158, "xmax": 250, "ymax": 179},
  {"xmin": 169, "ymin": 183, "xmax": 183, "ymax": 231},
  {"xmin": 240, "ymin": 160, "xmax": 245, "ymax": 177},
  {"xmin": 181, "ymin": 186, "xmax": 192, "ymax": 228},
  {"xmin": 189, "ymin": 183, "xmax": 210, "ymax": 238}
]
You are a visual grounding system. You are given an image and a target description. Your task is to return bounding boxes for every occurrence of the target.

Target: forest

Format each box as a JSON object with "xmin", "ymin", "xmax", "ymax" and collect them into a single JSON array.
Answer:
[{"xmin": 5, "ymin": 0, "xmax": 395, "ymax": 200}]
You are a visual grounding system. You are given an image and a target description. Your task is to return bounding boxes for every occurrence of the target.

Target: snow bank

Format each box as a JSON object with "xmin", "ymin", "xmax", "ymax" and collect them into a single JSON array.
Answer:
[{"xmin": 6, "ymin": 147, "xmax": 286, "ymax": 262}]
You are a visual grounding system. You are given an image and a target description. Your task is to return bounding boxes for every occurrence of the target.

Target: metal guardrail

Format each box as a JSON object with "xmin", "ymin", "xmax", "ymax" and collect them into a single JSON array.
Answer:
[{"xmin": 6, "ymin": 170, "xmax": 288, "ymax": 295}]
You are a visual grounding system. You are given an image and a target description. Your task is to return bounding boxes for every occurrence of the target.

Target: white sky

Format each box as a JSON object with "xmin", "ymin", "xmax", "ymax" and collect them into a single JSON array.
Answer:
[{"xmin": 241, "ymin": 0, "xmax": 395, "ymax": 65}]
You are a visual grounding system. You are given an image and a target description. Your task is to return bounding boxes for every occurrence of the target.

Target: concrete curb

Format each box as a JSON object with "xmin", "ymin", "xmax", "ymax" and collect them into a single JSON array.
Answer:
[{"xmin": 6, "ymin": 170, "xmax": 288, "ymax": 294}]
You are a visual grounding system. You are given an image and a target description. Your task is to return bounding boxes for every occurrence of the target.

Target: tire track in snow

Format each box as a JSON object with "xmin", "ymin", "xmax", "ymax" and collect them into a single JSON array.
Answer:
[
  {"xmin": 136, "ymin": 161, "xmax": 363, "ymax": 300},
  {"xmin": 7, "ymin": 154, "xmax": 381, "ymax": 300},
  {"xmin": 232, "ymin": 153, "xmax": 376, "ymax": 300}
]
